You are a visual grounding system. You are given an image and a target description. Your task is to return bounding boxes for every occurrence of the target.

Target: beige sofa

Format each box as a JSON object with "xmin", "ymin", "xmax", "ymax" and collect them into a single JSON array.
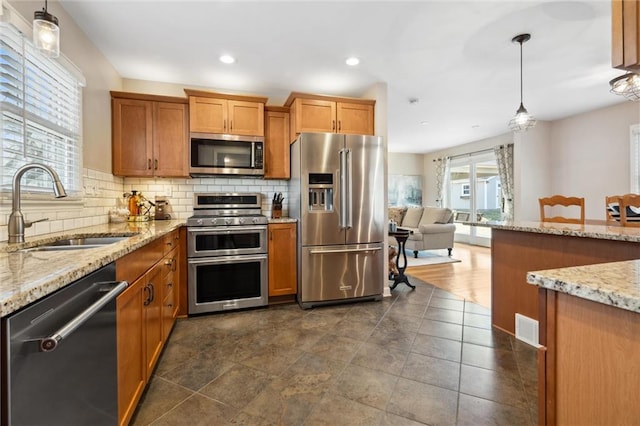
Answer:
[{"xmin": 389, "ymin": 206, "xmax": 456, "ymax": 257}]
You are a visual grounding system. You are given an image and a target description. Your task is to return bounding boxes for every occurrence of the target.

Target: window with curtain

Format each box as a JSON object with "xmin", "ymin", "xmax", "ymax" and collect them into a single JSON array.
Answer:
[{"xmin": 0, "ymin": 21, "xmax": 83, "ymax": 195}]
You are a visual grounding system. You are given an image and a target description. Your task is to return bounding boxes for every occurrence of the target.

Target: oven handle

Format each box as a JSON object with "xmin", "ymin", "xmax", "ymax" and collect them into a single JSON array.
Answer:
[
  {"xmin": 188, "ymin": 226, "xmax": 267, "ymax": 234},
  {"xmin": 309, "ymin": 247, "xmax": 382, "ymax": 255},
  {"xmin": 188, "ymin": 254, "xmax": 268, "ymax": 264}
]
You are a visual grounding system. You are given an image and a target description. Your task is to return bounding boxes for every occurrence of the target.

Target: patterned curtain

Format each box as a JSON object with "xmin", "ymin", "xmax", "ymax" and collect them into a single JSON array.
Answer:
[
  {"xmin": 494, "ymin": 144, "xmax": 515, "ymax": 221},
  {"xmin": 435, "ymin": 157, "xmax": 450, "ymax": 207}
]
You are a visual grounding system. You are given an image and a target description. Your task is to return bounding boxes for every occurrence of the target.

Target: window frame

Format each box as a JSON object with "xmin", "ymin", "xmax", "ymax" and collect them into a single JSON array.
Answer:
[{"xmin": 0, "ymin": 8, "xmax": 85, "ymax": 202}]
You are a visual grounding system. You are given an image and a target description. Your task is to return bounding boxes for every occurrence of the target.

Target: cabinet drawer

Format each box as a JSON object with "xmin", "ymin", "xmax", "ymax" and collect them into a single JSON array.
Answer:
[
  {"xmin": 116, "ymin": 238, "xmax": 164, "ymax": 284},
  {"xmin": 163, "ymin": 230, "xmax": 180, "ymax": 255}
]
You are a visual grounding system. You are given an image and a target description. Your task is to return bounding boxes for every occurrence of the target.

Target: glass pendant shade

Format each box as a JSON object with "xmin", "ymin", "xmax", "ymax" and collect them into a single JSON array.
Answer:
[
  {"xmin": 509, "ymin": 103, "xmax": 537, "ymax": 131},
  {"xmin": 609, "ymin": 73, "xmax": 640, "ymax": 102},
  {"xmin": 508, "ymin": 33, "xmax": 536, "ymax": 132},
  {"xmin": 33, "ymin": 7, "xmax": 59, "ymax": 58}
]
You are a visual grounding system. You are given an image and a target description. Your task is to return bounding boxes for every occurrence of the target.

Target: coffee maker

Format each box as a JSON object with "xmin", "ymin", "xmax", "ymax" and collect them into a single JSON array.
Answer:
[{"xmin": 154, "ymin": 196, "xmax": 172, "ymax": 220}]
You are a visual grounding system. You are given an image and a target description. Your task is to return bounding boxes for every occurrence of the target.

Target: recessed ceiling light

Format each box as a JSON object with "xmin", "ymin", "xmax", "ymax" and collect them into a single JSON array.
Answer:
[
  {"xmin": 420, "ymin": 121, "xmax": 429, "ymax": 125},
  {"xmin": 219, "ymin": 55, "xmax": 235, "ymax": 64},
  {"xmin": 345, "ymin": 57, "xmax": 360, "ymax": 66},
  {"xmin": 472, "ymin": 124, "xmax": 480, "ymax": 128}
]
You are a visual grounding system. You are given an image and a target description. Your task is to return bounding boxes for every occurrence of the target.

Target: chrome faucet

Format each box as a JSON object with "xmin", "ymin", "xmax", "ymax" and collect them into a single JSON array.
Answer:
[{"xmin": 8, "ymin": 163, "xmax": 67, "ymax": 243}]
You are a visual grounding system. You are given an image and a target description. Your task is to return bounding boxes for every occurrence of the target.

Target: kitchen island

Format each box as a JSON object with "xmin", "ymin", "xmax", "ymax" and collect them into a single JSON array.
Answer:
[
  {"xmin": 490, "ymin": 220, "xmax": 640, "ymax": 336},
  {"xmin": 0, "ymin": 220, "xmax": 185, "ymax": 317},
  {"xmin": 527, "ymin": 261, "xmax": 640, "ymax": 425}
]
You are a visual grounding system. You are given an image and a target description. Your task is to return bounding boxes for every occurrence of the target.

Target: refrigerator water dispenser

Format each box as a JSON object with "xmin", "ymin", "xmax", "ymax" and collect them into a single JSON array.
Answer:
[{"xmin": 308, "ymin": 173, "xmax": 333, "ymax": 212}]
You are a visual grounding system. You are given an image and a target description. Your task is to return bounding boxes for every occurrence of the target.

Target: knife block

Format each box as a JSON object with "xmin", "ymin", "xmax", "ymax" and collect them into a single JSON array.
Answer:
[{"xmin": 272, "ymin": 204, "xmax": 282, "ymax": 218}]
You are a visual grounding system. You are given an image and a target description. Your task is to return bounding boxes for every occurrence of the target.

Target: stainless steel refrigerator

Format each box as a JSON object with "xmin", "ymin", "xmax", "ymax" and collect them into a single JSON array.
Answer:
[{"xmin": 289, "ymin": 132, "xmax": 385, "ymax": 308}]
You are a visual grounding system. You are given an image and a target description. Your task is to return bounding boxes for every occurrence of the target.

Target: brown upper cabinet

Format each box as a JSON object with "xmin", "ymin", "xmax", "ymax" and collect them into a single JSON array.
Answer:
[
  {"xmin": 111, "ymin": 92, "xmax": 189, "ymax": 178},
  {"xmin": 185, "ymin": 89, "xmax": 267, "ymax": 136},
  {"xmin": 285, "ymin": 92, "xmax": 375, "ymax": 141},
  {"xmin": 264, "ymin": 106, "xmax": 290, "ymax": 179},
  {"xmin": 612, "ymin": 0, "xmax": 640, "ymax": 70}
]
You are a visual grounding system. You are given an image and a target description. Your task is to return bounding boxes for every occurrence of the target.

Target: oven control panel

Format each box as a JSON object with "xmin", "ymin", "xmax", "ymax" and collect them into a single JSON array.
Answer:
[{"xmin": 187, "ymin": 215, "xmax": 268, "ymax": 227}]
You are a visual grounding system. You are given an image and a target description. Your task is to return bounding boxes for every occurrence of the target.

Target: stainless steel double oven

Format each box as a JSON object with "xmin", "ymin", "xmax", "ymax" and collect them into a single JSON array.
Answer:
[{"xmin": 187, "ymin": 193, "xmax": 268, "ymax": 314}]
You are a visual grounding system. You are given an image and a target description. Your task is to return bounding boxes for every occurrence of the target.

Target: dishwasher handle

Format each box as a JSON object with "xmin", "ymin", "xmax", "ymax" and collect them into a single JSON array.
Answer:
[{"xmin": 40, "ymin": 280, "xmax": 128, "ymax": 352}]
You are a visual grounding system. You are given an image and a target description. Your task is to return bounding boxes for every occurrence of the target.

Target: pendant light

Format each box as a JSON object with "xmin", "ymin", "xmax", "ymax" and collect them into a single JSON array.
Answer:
[
  {"xmin": 508, "ymin": 33, "xmax": 536, "ymax": 132},
  {"xmin": 33, "ymin": 0, "xmax": 60, "ymax": 58},
  {"xmin": 609, "ymin": 72, "xmax": 640, "ymax": 101}
]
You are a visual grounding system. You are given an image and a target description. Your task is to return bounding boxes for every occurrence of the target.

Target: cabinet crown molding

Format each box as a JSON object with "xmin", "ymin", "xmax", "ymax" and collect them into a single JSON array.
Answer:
[
  {"xmin": 110, "ymin": 91, "xmax": 188, "ymax": 104},
  {"xmin": 184, "ymin": 88, "xmax": 268, "ymax": 104},
  {"xmin": 284, "ymin": 91, "xmax": 376, "ymax": 107}
]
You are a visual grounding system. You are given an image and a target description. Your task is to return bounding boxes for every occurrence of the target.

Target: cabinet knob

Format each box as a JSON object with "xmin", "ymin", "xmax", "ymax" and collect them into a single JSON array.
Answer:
[
  {"xmin": 154, "ymin": 159, "xmax": 158, "ymax": 170},
  {"xmin": 147, "ymin": 159, "xmax": 152, "ymax": 170},
  {"xmin": 332, "ymin": 120, "xmax": 336, "ymax": 131},
  {"xmin": 338, "ymin": 120, "xmax": 342, "ymax": 132}
]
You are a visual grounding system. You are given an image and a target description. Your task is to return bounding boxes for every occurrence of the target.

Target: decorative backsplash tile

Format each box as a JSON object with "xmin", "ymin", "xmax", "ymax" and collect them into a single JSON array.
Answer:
[
  {"xmin": 123, "ymin": 176, "xmax": 289, "ymax": 219},
  {"xmin": 0, "ymin": 170, "xmax": 290, "ymax": 242}
]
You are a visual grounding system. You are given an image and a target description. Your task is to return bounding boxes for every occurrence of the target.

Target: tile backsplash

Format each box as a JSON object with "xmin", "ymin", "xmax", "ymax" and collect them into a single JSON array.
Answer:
[
  {"xmin": 0, "ymin": 169, "xmax": 289, "ymax": 242},
  {"xmin": 123, "ymin": 176, "xmax": 289, "ymax": 220}
]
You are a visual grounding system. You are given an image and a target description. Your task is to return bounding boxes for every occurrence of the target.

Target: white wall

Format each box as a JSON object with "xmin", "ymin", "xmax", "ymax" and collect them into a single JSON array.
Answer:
[
  {"xmin": 388, "ymin": 153, "xmax": 424, "ymax": 176},
  {"xmin": 513, "ymin": 121, "xmax": 552, "ymax": 221},
  {"xmin": 549, "ymin": 102, "xmax": 640, "ymax": 219}
]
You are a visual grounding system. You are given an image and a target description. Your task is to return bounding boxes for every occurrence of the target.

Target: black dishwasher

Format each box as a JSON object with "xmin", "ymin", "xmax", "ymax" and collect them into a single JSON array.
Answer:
[{"xmin": 2, "ymin": 262, "xmax": 127, "ymax": 425}]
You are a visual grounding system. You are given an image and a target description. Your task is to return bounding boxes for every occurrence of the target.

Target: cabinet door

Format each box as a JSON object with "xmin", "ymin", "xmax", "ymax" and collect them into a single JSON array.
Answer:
[
  {"xmin": 228, "ymin": 100, "xmax": 264, "ymax": 136},
  {"xmin": 293, "ymin": 98, "xmax": 336, "ymax": 133},
  {"xmin": 189, "ymin": 96, "xmax": 228, "ymax": 133},
  {"xmin": 264, "ymin": 111, "xmax": 290, "ymax": 179},
  {"xmin": 612, "ymin": 0, "xmax": 640, "ymax": 70},
  {"xmin": 337, "ymin": 102, "xmax": 374, "ymax": 135},
  {"xmin": 117, "ymin": 277, "xmax": 145, "ymax": 426},
  {"xmin": 112, "ymin": 98, "xmax": 153, "ymax": 177},
  {"xmin": 153, "ymin": 102, "xmax": 189, "ymax": 177},
  {"xmin": 144, "ymin": 263, "xmax": 164, "ymax": 378},
  {"xmin": 268, "ymin": 223, "xmax": 297, "ymax": 296}
]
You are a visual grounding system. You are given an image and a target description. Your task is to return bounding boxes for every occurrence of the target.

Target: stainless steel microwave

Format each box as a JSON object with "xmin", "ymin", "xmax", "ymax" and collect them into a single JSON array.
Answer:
[{"xmin": 190, "ymin": 133, "xmax": 264, "ymax": 176}]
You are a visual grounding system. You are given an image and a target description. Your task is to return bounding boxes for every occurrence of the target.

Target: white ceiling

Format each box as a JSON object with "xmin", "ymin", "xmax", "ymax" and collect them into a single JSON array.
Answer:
[{"xmin": 59, "ymin": 0, "xmax": 626, "ymax": 154}]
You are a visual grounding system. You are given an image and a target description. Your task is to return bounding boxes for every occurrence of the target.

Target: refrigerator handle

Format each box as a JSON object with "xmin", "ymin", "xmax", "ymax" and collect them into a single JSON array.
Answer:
[
  {"xmin": 339, "ymin": 149, "xmax": 347, "ymax": 229},
  {"xmin": 346, "ymin": 148, "xmax": 353, "ymax": 229}
]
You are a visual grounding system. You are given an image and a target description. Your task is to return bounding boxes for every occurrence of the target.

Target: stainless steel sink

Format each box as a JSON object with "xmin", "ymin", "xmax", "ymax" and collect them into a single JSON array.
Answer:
[
  {"xmin": 45, "ymin": 237, "xmax": 128, "ymax": 247},
  {"xmin": 20, "ymin": 236, "xmax": 130, "ymax": 252}
]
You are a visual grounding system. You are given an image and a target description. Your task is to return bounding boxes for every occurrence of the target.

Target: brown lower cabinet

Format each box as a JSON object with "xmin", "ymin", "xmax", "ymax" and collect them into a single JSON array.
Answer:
[
  {"xmin": 538, "ymin": 288, "xmax": 640, "ymax": 425},
  {"xmin": 268, "ymin": 222, "xmax": 297, "ymax": 298},
  {"xmin": 115, "ymin": 229, "xmax": 182, "ymax": 426}
]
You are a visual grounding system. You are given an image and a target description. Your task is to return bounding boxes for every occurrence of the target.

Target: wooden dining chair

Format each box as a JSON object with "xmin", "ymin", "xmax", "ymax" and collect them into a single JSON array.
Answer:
[
  {"xmin": 619, "ymin": 193, "xmax": 640, "ymax": 227},
  {"xmin": 539, "ymin": 195, "xmax": 585, "ymax": 224},
  {"xmin": 605, "ymin": 195, "xmax": 622, "ymax": 225}
]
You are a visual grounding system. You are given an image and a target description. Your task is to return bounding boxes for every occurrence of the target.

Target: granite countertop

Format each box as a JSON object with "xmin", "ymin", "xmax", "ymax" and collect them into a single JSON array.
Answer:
[
  {"xmin": 488, "ymin": 220, "xmax": 640, "ymax": 243},
  {"xmin": 0, "ymin": 220, "xmax": 185, "ymax": 317},
  {"xmin": 527, "ymin": 260, "xmax": 640, "ymax": 314}
]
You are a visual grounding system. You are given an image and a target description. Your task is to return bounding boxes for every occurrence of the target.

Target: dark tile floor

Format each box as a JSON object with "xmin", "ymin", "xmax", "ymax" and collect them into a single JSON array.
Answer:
[{"xmin": 132, "ymin": 277, "xmax": 538, "ymax": 425}]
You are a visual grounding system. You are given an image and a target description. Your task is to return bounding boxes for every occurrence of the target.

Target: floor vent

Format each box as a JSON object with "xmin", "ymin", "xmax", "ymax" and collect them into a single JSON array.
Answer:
[{"xmin": 515, "ymin": 313, "xmax": 539, "ymax": 347}]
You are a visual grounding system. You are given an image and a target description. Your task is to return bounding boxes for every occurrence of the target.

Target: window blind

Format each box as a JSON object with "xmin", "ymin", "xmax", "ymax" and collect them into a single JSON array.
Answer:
[{"xmin": 0, "ymin": 21, "xmax": 82, "ymax": 194}]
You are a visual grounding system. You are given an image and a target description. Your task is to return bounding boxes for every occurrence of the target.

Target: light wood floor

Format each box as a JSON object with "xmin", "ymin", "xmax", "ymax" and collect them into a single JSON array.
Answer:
[{"xmin": 406, "ymin": 243, "xmax": 492, "ymax": 308}]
